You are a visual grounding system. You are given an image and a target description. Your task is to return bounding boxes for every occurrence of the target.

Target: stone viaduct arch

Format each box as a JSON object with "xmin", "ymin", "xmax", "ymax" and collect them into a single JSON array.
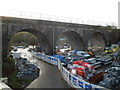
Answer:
[
  {"xmin": 56, "ymin": 31, "xmax": 84, "ymax": 50},
  {"xmin": 8, "ymin": 28, "xmax": 51, "ymax": 54},
  {"xmin": 1, "ymin": 16, "xmax": 120, "ymax": 77},
  {"xmin": 1, "ymin": 16, "xmax": 119, "ymax": 59},
  {"xmin": 88, "ymin": 32, "xmax": 106, "ymax": 49}
]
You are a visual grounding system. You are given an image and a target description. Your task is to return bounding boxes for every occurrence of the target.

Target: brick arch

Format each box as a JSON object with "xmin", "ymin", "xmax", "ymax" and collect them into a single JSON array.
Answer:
[
  {"xmin": 4, "ymin": 28, "xmax": 51, "ymax": 57},
  {"xmin": 56, "ymin": 31, "xmax": 84, "ymax": 50},
  {"xmin": 88, "ymin": 32, "xmax": 107, "ymax": 50}
]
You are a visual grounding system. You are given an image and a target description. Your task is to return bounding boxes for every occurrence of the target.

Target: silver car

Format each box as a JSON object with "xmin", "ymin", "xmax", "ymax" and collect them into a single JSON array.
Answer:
[
  {"xmin": 96, "ymin": 56, "xmax": 113, "ymax": 65},
  {"xmin": 83, "ymin": 58, "xmax": 102, "ymax": 68}
]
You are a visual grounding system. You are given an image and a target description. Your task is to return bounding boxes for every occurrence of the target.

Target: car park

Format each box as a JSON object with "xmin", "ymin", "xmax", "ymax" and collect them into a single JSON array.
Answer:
[
  {"xmin": 15, "ymin": 55, "xmax": 38, "ymax": 77},
  {"xmin": 29, "ymin": 46, "xmax": 120, "ymax": 89}
]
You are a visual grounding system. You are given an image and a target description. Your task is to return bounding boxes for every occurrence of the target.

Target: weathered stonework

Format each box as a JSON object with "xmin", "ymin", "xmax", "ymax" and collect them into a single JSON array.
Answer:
[{"xmin": 0, "ymin": 16, "xmax": 120, "ymax": 77}]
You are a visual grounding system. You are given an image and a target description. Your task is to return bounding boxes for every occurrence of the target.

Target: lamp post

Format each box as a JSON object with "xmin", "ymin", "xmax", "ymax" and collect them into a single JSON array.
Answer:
[
  {"xmin": 23, "ymin": 33, "xmax": 25, "ymax": 46},
  {"xmin": 53, "ymin": 28, "xmax": 55, "ymax": 55}
]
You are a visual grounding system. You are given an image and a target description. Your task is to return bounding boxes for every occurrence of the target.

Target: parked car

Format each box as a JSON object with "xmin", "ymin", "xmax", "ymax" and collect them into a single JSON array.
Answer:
[
  {"xmin": 28, "ymin": 48, "xmax": 32, "ymax": 52},
  {"xmin": 24, "ymin": 70, "xmax": 33, "ymax": 74},
  {"xmin": 83, "ymin": 58, "xmax": 101, "ymax": 69},
  {"xmin": 13, "ymin": 48, "xmax": 17, "ymax": 51},
  {"xmin": 62, "ymin": 55, "xmax": 89, "ymax": 65},
  {"xmin": 11, "ymin": 48, "xmax": 17, "ymax": 54},
  {"xmin": 62, "ymin": 57, "xmax": 74, "ymax": 65},
  {"xmin": 17, "ymin": 46, "xmax": 24, "ymax": 48},
  {"xmin": 76, "ymin": 51, "xmax": 90, "ymax": 57},
  {"xmin": 27, "ymin": 63, "xmax": 35, "ymax": 68},
  {"xmin": 27, "ymin": 70, "xmax": 33, "ymax": 74},
  {"xmin": 17, "ymin": 72, "xmax": 24, "ymax": 77},
  {"xmin": 68, "ymin": 50, "xmax": 90, "ymax": 57},
  {"xmin": 20, "ymin": 58, "xmax": 27, "ymax": 64},
  {"xmin": 96, "ymin": 56, "xmax": 113, "ymax": 65}
]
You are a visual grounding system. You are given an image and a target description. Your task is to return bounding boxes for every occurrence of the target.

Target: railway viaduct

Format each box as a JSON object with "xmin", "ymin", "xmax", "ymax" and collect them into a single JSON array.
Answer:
[{"xmin": 0, "ymin": 16, "xmax": 120, "ymax": 77}]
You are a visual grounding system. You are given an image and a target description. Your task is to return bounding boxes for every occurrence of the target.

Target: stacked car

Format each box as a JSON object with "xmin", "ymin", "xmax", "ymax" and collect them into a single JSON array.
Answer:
[
  {"xmin": 67, "ymin": 60, "xmax": 95, "ymax": 79},
  {"xmin": 99, "ymin": 65, "xmax": 120, "ymax": 88},
  {"xmin": 16, "ymin": 57, "xmax": 38, "ymax": 77},
  {"xmin": 96, "ymin": 56, "xmax": 113, "ymax": 65},
  {"xmin": 83, "ymin": 58, "xmax": 102, "ymax": 69}
]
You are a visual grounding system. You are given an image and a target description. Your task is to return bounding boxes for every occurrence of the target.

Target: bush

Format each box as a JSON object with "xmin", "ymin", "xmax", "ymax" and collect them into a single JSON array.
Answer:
[{"xmin": 2, "ymin": 56, "xmax": 15, "ymax": 77}]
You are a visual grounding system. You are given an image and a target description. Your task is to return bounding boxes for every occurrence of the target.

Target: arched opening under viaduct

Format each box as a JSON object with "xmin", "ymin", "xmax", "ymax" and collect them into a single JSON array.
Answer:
[
  {"xmin": 88, "ymin": 32, "xmax": 106, "ymax": 50},
  {"xmin": 7, "ymin": 29, "xmax": 51, "ymax": 55},
  {"xmin": 56, "ymin": 31, "xmax": 83, "ymax": 50},
  {"xmin": 3, "ymin": 29, "xmax": 51, "ymax": 86}
]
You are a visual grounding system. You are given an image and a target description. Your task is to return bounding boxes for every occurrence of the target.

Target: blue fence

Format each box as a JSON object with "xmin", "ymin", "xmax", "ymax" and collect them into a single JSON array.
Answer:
[{"xmin": 33, "ymin": 52, "xmax": 108, "ymax": 90}]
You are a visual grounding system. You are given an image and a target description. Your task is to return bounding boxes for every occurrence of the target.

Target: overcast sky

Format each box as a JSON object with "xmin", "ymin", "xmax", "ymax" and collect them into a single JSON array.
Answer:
[{"xmin": 0, "ymin": 0, "xmax": 119, "ymax": 26}]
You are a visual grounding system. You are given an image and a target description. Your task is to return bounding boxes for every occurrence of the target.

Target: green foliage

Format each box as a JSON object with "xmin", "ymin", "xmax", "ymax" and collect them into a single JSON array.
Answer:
[
  {"xmin": 3, "ymin": 56, "xmax": 33, "ymax": 89},
  {"xmin": 2, "ymin": 56, "xmax": 15, "ymax": 77},
  {"xmin": 9, "ymin": 32, "xmax": 39, "ymax": 46},
  {"xmin": 5, "ymin": 56, "xmax": 14, "ymax": 62},
  {"xmin": 8, "ymin": 73, "xmax": 32, "ymax": 89}
]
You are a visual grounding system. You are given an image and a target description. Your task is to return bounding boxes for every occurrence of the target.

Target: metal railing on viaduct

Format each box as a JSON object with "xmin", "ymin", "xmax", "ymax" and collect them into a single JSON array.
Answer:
[{"xmin": 0, "ymin": 8, "xmax": 116, "ymax": 27}]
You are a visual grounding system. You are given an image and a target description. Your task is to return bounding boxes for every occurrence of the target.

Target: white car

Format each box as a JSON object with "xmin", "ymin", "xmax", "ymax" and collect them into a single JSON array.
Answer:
[{"xmin": 76, "ymin": 51, "xmax": 90, "ymax": 57}]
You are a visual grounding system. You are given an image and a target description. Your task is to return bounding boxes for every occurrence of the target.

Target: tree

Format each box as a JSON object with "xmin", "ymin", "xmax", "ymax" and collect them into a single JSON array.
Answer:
[{"xmin": 8, "ymin": 32, "xmax": 39, "ymax": 52}]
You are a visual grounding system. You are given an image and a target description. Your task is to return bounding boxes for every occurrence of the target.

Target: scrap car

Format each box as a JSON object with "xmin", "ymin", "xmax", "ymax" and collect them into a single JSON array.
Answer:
[
  {"xmin": 96, "ymin": 56, "xmax": 113, "ymax": 65},
  {"xmin": 83, "ymin": 58, "xmax": 102, "ymax": 69}
]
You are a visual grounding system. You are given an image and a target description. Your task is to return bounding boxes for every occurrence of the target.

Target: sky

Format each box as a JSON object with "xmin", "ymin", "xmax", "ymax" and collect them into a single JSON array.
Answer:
[{"xmin": 0, "ymin": 0, "xmax": 119, "ymax": 26}]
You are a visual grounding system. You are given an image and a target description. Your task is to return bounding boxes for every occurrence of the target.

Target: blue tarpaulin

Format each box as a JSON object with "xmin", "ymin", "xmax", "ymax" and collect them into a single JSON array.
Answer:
[
  {"xmin": 51, "ymin": 55, "xmax": 64, "ymax": 62},
  {"xmin": 69, "ymin": 50, "xmax": 77, "ymax": 54}
]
